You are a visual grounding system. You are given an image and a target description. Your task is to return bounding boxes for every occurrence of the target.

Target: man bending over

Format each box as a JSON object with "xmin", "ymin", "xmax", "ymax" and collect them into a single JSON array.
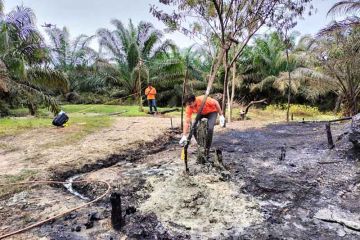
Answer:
[{"xmin": 179, "ymin": 94, "xmax": 225, "ymax": 150}]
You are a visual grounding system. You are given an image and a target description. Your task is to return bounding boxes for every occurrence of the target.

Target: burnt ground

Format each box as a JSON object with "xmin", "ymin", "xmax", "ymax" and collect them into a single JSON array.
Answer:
[
  {"xmin": 1, "ymin": 120, "xmax": 360, "ymax": 239},
  {"xmin": 212, "ymin": 121, "xmax": 360, "ymax": 239}
]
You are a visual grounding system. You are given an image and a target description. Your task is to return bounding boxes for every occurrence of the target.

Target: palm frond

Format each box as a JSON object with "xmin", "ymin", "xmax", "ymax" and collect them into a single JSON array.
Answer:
[
  {"xmin": 327, "ymin": 0, "xmax": 360, "ymax": 16},
  {"xmin": 318, "ymin": 17, "xmax": 360, "ymax": 35},
  {"xmin": 250, "ymin": 75, "xmax": 276, "ymax": 92},
  {"xmin": 27, "ymin": 67, "xmax": 69, "ymax": 93},
  {"xmin": 97, "ymin": 28, "xmax": 123, "ymax": 58},
  {"xmin": 14, "ymin": 81, "xmax": 60, "ymax": 113}
]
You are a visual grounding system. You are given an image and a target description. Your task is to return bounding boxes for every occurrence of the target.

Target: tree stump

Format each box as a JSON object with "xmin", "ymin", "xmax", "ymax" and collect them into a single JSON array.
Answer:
[
  {"xmin": 110, "ymin": 192, "xmax": 123, "ymax": 231},
  {"xmin": 195, "ymin": 119, "xmax": 209, "ymax": 164}
]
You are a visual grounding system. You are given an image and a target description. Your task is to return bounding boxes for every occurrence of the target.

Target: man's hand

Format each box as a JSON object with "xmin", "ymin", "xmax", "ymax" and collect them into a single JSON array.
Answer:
[
  {"xmin": 219, "ymin": 115, "xmax": 225, "ymax": 127},
  {"xmin": 179, "ymin": 135, "xmax": 188, "ymax": 146}
]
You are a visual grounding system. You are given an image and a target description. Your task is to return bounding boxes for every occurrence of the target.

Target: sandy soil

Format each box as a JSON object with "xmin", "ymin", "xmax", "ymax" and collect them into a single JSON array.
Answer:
[{"xmin": 0, "ymin": 116, "xmax": 179, "ymax": 180}]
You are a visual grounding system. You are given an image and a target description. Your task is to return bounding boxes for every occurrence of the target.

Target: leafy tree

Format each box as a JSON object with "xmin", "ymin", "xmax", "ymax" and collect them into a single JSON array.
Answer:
[{"xmin": 151, "ymin": 0, "xmax": 314, "ymax": 124}]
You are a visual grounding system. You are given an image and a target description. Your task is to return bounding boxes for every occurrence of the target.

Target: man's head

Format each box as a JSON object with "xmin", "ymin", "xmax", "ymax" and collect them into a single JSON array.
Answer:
[
  {"xmin": 148, "ymin": 82, "xmax": 152, "ymax": 87},
  {"xmin": 184, "ymin": 94, "xmax": 196, "ymax": 107}
]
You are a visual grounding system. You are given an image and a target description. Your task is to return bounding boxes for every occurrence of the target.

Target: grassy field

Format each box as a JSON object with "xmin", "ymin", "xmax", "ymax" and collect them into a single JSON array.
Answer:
[
  {"xmin": 0, "ymin": 105, "xmax": 180, "ymax": 136},
  {"xmin": 1, "ymin": 104, "xmax": 340, "ymax": 137}
]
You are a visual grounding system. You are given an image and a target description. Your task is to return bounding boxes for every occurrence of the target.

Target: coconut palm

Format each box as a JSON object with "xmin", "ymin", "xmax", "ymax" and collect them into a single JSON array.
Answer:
[{"xmin": 0, "ymin": 1, "xmax": 68, "ymax": 115}]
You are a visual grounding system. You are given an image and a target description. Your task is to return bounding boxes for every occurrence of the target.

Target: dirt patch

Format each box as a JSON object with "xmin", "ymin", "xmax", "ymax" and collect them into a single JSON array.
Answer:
[
  {"xmin": 0, "ymin": 116, "xmax": 178, "ymax": 194},
  {"xmin": 140, "ymin": 171, "xmax": 263, "ymax": 238}
]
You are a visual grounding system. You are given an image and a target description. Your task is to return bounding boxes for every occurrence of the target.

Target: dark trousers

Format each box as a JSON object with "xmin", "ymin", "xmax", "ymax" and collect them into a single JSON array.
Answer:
[
  {"xmin": 195, "ymin": 112, "xmax": 218, "ymax": 149},
  {"xmin": 148, "ymin": 99, "xmax": 157, "ymax": 113}
]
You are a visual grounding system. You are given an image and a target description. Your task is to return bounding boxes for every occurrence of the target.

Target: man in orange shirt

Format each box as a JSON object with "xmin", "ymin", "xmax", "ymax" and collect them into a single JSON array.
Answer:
[
  {"xmin": 144, "ymin": 82, "xmax": 157, "ymax": 113},
  {"xmin": 179, "ymin": 94, "xmax": 225, "ymax": 148}
]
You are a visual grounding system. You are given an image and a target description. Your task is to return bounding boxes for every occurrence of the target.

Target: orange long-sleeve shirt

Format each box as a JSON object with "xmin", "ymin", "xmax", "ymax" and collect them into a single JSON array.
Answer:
[
  {"xmin": 145, "ymin": 87, "xmax": 157, "ymax": 100},
  {"xmin": 185, "ymin": 95, "xmax": 218, "ymax": 120}
]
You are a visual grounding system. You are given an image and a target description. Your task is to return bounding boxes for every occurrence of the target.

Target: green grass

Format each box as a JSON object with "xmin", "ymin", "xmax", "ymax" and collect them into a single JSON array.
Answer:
[
  {"xmin": 0, "ymin": 104, "xmax": 180, "ymax": 137},
  {"xmin": 245, "ymin": 104, "xmax": 338, "ymax": 122},
  {"xmin": 0, "ymin": 117, "xmax": 52, "ymax": 136},
  {"xmin": 62, "ymin": 104, "xmax": 180, "ymax": 117}
]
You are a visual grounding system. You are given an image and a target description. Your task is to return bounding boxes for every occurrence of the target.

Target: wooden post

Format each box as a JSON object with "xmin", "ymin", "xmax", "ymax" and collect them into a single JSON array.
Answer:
[
  {"xmin": 291, "ymin": 113, "xmax": 293, "ymax": 121},
  {"xmin": 279, "ymin": 145, "xmax": 286, "ymax": 161},
  {"xmin": 170, "ymin": 117, "xmax": 173, "ymax": 129},
  {"xmin": 110, "ymin": 192, "xmax": 123, "ymax": 230},
  {"xmin": 325, "ymin": 123, "xmax": 335, "ymax": 149}
]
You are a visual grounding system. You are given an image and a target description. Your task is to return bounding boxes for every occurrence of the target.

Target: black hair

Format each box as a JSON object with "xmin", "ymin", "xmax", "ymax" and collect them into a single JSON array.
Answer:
[{"xmin": 184, "ymin": 94, "xmax": 196, "ymax": 105}]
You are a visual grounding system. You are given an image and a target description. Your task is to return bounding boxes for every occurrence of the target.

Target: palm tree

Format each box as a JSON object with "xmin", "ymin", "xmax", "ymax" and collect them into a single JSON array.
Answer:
[
  {"xmin": 46, "ymin": 27, "xmax": 97, "ymax": 92},
  {"xmin": 248, "ymin": 32, "xmax": 297, "ymax": 99},
  {"xmin": 265, "ymin": 29, "xmax": 360, "ymax": 116},
  {"xmin": 0, "ymin": 1, "xmax": 68, "ymax": 115},
  {"xmin": 320, "ymin": 0, "xmax": 360, "ymax": 34},
  {"xmin": 307, "ymin": 28, "xmax": 360, "ymax": 116},
  {"xmin": 97, "ymin": 19, "xmax": 175, "ymax": 108}
]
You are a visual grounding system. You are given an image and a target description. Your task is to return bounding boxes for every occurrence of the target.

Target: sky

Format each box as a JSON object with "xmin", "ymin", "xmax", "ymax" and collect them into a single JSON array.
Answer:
[{"xmin": 4, "ymin": 0, "xmax": 342, "ymax": 49}]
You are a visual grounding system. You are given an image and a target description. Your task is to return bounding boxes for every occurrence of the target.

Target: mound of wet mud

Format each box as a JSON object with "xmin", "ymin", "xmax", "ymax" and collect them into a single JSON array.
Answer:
[{"xmin": 139, "ymin": 169, "xmax": 263, "ymax": 238}]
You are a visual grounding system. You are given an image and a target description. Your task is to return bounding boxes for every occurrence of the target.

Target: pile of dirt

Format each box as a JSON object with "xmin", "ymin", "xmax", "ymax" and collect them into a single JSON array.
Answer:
[{"xmin": 139, "ymin": 170, "xmax": 263, "ymax": 238}]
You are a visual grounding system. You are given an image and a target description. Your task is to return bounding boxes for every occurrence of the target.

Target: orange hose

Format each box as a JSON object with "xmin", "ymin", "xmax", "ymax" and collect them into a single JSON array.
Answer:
[{"xmin": 0, "ymin": 180, "xmax": 111, "ymax": 239}]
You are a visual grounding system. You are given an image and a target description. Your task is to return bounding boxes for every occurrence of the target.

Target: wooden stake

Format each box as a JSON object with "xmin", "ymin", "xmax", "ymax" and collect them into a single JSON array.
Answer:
[{"xmin": 325, "ymin": 123, "xmax": 335, "ymax": 149}]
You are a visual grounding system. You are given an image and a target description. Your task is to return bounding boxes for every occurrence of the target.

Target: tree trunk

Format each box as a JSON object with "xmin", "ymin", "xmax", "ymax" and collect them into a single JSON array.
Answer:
[
  {"xmin": 221, "ymin": 50, "xmax": 229, "ymax": 126},
  {"xmin": 181, "ymin": 68, "xmax": 188, "ymax": 131},
  {"xmin": 27, "ymin": 102, "xmax": 37, "ymax": 116},
  {"xmin": 334, "ymin": 95, "xmax": 342, "ymax": 114},
  {"xmin": 227, "ymin": 78, "xmax": 231, "ymax": 123},
  {"xmin": 138, "ymin": 62, "xmax": 143, "ymax": 112},
  {"xmin": 286, "ymin": 49, "xmax": 291, "ymax": 122},
  {"xmin": 228, "ymin": 62, "xmax": 236, "ymax": 122}
]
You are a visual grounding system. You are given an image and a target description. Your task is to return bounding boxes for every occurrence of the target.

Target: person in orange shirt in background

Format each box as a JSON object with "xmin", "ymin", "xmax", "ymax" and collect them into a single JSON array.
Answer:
[
  {"xmin": 144, "ymin": 82, "xmax": 157, "ymax": 114},
  {"xmin": 179, "ymin": 94, "xmax": 225, "ymax": 148}
]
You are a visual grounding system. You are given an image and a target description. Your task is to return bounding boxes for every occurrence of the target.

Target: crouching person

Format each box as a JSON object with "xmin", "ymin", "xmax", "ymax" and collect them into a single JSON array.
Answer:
[{"xmin": 179, "ymin": 94, "xmax": 225, "ymax": 160}]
